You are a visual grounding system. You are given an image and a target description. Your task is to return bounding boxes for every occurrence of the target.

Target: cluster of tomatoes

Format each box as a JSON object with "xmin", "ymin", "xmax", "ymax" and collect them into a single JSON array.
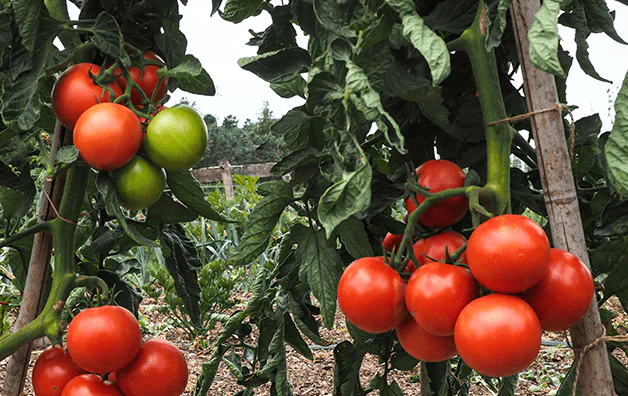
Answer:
[
  {"xmin": 51, "ymin": 51, "xmax": 208, "ymax": 210},
  {"xmin": 32, "ymin": 305, "xmax": 188, "ymax": 396},
  {"xmin": 339, "ymin": 159, "xmax": 595, "ymax": 377}
]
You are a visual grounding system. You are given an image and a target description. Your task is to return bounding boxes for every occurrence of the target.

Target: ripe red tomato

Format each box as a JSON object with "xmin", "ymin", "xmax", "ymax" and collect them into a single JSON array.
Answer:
[
  {"xmin": 523, "ymin": 249, "xmax": 594, "ymax": 331},
  {"xmin": 61, "ymin": 374, "xmax": 122, "ymax": 396},
  {"xmin": 66, "ymin": 305, "xmax": 142, "ymax": 374},
  {"xmin": 116, "ymin": 51, "xmax": 168, "ymax": 106},
  {"xmin": 338, "ymin": 257, "xmax": 407, "ymax": 334},
  {"xmin": 116, "ymin": 339, "xmax": 188, "ymax": 396},
  {"xmin": 73, "ymin": 103, "xmax": 143, "ymax": 171},
  {"xmin": 466, "ymin": 214, "xmax": 550, "ymax": 293},
  {"xmin": 404, "ymin": 160, "xmax": 468, "ymax": 228},
  {"xmin": 112, "ymin": 156, "xmax": 166, "ymax": 210},
  {"xmin": 396, "ymin": 316, "xmax": 457, "ymax": 362},
  {"xmin": 405, "ymin": 263, "xmax": 478, "ymax": 336},
  {"xmin": 32, "ymin": 347, "xmax": 85, "ymax": 396},
  {"xmin": 383, "ymin": 233, "xmax": 403, "ymax": 253},
  {"xmin": 52, "ymin": 63, "xmax": 123, "ymax": 131},
  {"xmin": 454, "ymin": 294, "xmax": 542, "ymax": 377},
  {"xmin": 412, "ymin": 231, "xmax": 467, "ymax": 266}
]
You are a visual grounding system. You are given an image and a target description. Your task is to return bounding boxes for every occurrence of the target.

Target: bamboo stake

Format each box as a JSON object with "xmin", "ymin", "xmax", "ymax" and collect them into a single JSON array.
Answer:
[{"xmin": 509, "ymin": 1, "xmax": 614, "ymax": 394}]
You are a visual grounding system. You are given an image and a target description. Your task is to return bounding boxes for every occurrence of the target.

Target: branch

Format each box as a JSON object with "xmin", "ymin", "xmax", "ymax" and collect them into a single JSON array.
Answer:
[{"xmin": 0, "ymin": 222, "xmax": 52, "ymax": 250}]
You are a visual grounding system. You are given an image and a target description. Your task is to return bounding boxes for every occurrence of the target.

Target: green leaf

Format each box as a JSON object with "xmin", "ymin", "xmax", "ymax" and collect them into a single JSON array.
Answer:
[
  {"xmin": 606, "ymin": 70, "xmax": 628, "ymax": 196},
  {"xmin": 571, "ymin": 4, "xmax": 612, "ymax": 83},
  {"xmin": 556, "ymin": 363, "xmax": 578, "ymax": 396},
  {"xmin": 238, "ymin": 47, "xmax": 311, "ymax": 83},
  {"xmin": 12, "ymin": 0, "xmax": 42, "ymax": 52},
  {"xmin": 313, "ymin": 0, "xmax": 357, "ymax": 37},
  {"xmin": 146, "ymin": 193, "xmax": 199, "ymax": 224},
  {"xmin": 498, "ymin": 375, "xmax": 518, "ymax": 396},
  {"xmin": 232, "ymin": 180, "xmax": 293, "ymax": 265},
  {"xmin": 336, "ymin": 216, "xmax": 373, "ymax": 259},
  {"xmin": 582, "ymin": 0, "xmax": 626, "ymax": 44},
  {"xmin": 159, "ymin": 224, "xmax": 203, "ymax": 328},
  {"xmin": 318, "ymin": 162, "xmax": 372, "ymax": 237},
  {"xmin": 424, "ymin": 0, "xmax": 477, "ymax": 35},
  {"xmin": 610, "ymin": 353, "xmax": 628, "ymax": 395},
  {"xmin": 271, "ymin": 75, "xmax": 307, "ymax": 98},
  {"xmin": 292, "ymin": 224, "xmax": 342, "ymax": 328},
  {"xmin": 385, "ymin": 0, "xmax": 451, "ymax": 86},
  {"xmin": 390, "ymin": 348, "xmax": 419, "ymax": 371},
  {"xmin": 485, "ymin": 0, "xmax": 513, "ymax": 50},
  {"xmin": 96, "ymin": 172, "xmax": 159, "ymax": 247},
  {"xmin": 89, "ymin": 12, "xmax": 128, "ymax": 63},
  {"xmin": 220, "ymin": 0, "xmax": 264, "ymax": 23},
  {"xmin": 271, "ymin": 109, "xmax": 311, "ymax": 151},
  {"xmin": 96, "ymin": 269, "xmax": 143, "ymax": 316},
  {"xmin": 5, "ymin": 235, "xmax": 33, "ymax": 293},
  {"xmin": 166, "ymin": 170, "xmax": 230, "ymax": 222},
  {"xmin": 55, "ymin": 146, "xmax": 80, "ymax": 164},
  {"xmin": 160, "ymin": 54, "xmax": 216, "ymax": 96},
  {"xmin": 333, "ymin": 341, "xmax": 367, "ymax": 395},
  {"xmin": 528, "ymin": 0, "xmax": 566, "ymax": 78},
  {"xmin": 283, "ymin": 313, "xmax": 314, "ymax": 360},
  {"xmin": 271, "ymin": 148, "xmax": 321, "ymax": 176}
]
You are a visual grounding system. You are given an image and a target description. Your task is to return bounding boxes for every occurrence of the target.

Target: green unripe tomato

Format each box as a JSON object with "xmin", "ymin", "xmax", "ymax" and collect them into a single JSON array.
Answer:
[
  {"xmin": 144, "ymin": 105, "xmax": 208, "ymax": 170},
  {"xmin": 112, "ymin": 156, "xmax": 166, "ymax": 210}
]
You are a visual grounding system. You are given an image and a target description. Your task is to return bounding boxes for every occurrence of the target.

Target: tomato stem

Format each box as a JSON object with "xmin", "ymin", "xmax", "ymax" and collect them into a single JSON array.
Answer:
[
  {"xmin": 0, "ymin": 221, "xmax": 51, "ymax": 250},
  {"xmin": 44, "ymin": 0, "xmax": 80, "ymax": 48},
  {"xmin": 459, "ymin": 2, "xmax": 514, "ymax": 214}
]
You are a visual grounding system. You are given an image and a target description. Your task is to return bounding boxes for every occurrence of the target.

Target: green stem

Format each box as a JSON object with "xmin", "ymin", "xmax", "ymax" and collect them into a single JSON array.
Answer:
[
  {"xmin": 460, "ymin": 2, "xmax": 513, "ymax": 214},
  {"xmin": 44, "ymin": 0, "xmax": 79, "ymax": 48},
  {"xmin": 0, "ymin": 222, "xmax": 51, "ymax": 250},
  {"xmin": 74, "ymin": 276, "xmax": 109, "ymax": 298}
]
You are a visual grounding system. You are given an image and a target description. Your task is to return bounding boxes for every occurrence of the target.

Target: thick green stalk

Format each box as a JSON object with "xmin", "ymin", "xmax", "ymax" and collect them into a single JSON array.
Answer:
[
  {"xmin": 460, "ymin": 3, "xmax": 514, "ymax": 214},
  {"xmin": 0, "ymin": 165, "xmax": 90, "ymax": 360}
]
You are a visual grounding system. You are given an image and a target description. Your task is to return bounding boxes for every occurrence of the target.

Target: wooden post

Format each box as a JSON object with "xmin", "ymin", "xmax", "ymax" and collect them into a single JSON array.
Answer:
[
  {"xmin": 219, "ymin": 159, "xmax": 234, "ymax": 199},
  {"xmin": 510, "ymin": 1, "xmax": 614, "ymax": 394},
  {"xmin": 2, "ymin": 123, "xmax": 71, "ymax": 396}
]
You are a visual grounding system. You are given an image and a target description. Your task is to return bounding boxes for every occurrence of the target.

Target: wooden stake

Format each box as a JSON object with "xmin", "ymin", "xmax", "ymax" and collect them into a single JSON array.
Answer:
[
  {"xmin": 219, "ymin": 159, "xmax": 235, "ymax": 200},
  {"xmin": 2, "ymin": 122, "xmax": 70, "ymax": 396},
  {"xmin": 510, "ymin": 1, "xmax": 614, "ymax": 394}
]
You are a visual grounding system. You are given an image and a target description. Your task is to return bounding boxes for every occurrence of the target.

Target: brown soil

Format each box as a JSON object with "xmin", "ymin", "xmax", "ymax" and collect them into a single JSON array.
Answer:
[{"xmin": 1, "ymin": 296, "xmax": 625, "ymax": 395}]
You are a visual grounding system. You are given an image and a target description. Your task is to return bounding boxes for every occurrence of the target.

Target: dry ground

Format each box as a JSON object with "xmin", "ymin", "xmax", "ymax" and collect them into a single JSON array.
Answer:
[{"xmin": 1, "ymin": 295, "xmax": 626, "ymax": 395}]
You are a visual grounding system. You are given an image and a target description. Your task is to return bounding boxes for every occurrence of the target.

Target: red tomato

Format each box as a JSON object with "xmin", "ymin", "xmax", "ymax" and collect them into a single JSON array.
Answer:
[
  {"xmin": 466, "ymin": 214, "xmax": 550, "ymax": 293},
  {"xmin": 52, "ymin": 63, "xmax": 123, "ymax": 131},
  {"xmin": 61, "ymin": 374, "xmax": 122, "ymax": 396},
  {"xmin": 116, "ymin": 51, "xmax": 168, "ymax": 106},
  {"xmin": 383, "ymin": 233, "xmax": 403, "ymax": 253},
  {"xmin": 66, "ymin": 306, "xmax": 142, "ymax": 374},
  {"xmin": 406, "ymin": 262, "xmax": 478, "ymax": 336},
  {"xmin": 338, "ymin": 257, "xmax": 407, "ymax": 334},
  {"xmin": 396, "ymin": 316, "xmax": 457, "ymax": 362},
  {"xmin": 404, "ymin": 160, "xmax": 468, "ymax": 228},
  {"xmin": 412, "ymin": 231, "xmax": 467, "ymax": 266},
  {"xmin": 116, "ymin": 339, "xmax": 188, "ymax": 396},
  {"xmin": 73, "ymin": 103, "xmax": 143, "ymax": 171},
  {"xmin": 32, "ymin": 347, "xmax": 85, "ymax": 396},
  {"xmin": 454, "ymin": 294, "xmax": 542, "ymax": 377},
  {"xmin": 523, "ymin": 249, "xmax": 594, "ymax": 331}
]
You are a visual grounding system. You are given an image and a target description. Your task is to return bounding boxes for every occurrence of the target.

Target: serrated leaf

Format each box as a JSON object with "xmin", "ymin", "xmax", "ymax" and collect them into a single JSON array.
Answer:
[
  {"xmin": 271, "ymin": 109, "xmax": 311, "ymax": 151},
  {"xmin": 96, "ymin": 172, "xmax": 159, "ymax": 247},
  {"xmin": 238, "ymin": 47, "xmax": 311, "ymax": 83},
  {"xmin": 159, "ymin": 224, "xmax": 203, "ymax": 328},
  {"xmin": 146, "ymin": 193, "xmax": 199, "ymax": 224},
  {"xmin": 232, "ymin": 181, "xmax": 293, "ymax": 265},
  {"xmin": 271, "ymin": 75, "xmax": 307, "ymax": 98},
  {"xmin": 485, "ymin": 0, "xmax": 513, "ymax": 50},
  {"xmin": 528, "ymin": 0, "xmax": 566, "ymax": 77},
  {"xmin": 12, "ymin": 0, "xmax": 41, "ymax": 53},
  {"xmin": 292, "ymin": 224, "xmax": 341, "ymax": 328},
  {"xmin": 318, "ymin": 162, "xmax": 372, "ymax": 237},
  {"xmin": 385, "ymin": 0, "xmax": 451, "ymax": 86},
  {"xmin": 571, "ymin": 4, "xmax": 612, "ymax": 83},
  {"xmin": 424, "ymin": 0, "xmax": 477, "ymax": 35},
  {"xmin": 178, "ymin": 67, "xmax": 216, "ymax": 96},
  {"xmin": 313, "ymin": 0, "xmax": 356, "ymax": 37},
  {"xmin": 90, "ymin": 12, "xmax": 129, "ymax": 63},
  {"xmin": 606, "ymin": 70, "xmax": 628, "ymax": 196},
  {"xmin": 336, "ymin": 216, "xmax": 373, "ymax": 259},
  {"xmin": 582, "ymin": 0, "xmax": 626, "ymax": 44},
  {"xmin": 55, "ymin": 146, "xmax": 79, "ymax": 164},
  {"xmin": 221, "ymin": 0, "xmax": 264, "ymax": 23},
  {"xmin": 166, "ymin": 170, "xmax": 229, "ymax": 222}
]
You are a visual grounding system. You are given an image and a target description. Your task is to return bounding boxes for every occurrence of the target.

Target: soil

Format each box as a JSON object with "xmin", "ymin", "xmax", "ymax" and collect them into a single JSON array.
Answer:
[{"xmin": 1, "ymin": 296, "xmax": 625, "ymax": 396}]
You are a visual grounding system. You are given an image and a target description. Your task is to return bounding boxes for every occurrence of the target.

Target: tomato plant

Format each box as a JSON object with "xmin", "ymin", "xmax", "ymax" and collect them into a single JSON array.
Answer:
[
  {"xmin": 396, "ymin": 316, "xmax": 457, "ymax": 362},
  {"xmin": 52, "ymin": 63, "xmax": 123, "ymax": 131},
  {"xmin": 112, "ymin": 156, "xmax": 166, "ymax": 210},
  {"xmin": 116, "ymin": 339, "xmax": 188, "ymax": 396},
  {"xmin": 60, "ymin": 374, "xmax": 122, "ymax": 396},
  {"xmin": 523, "ymin": 249, "xmax": 595, "ymax": 331},
  {"xmin": 144, "ymin": 105, "xmax": 208, "ymax": 171},
  {"xmin": 405, "ymin": 262, "xmax": 478, "ymax": 336},
  {"xmin": 404, "ymin": 160, "xmax": 469, "ymax": 228},
  {"xmin": 454, "ymin": 294, "xmax": 542, "ymax": 378},
  {"xmin": 337, "ymin": 257, "xmax": 407, "ymax": 334},
  {"xmin": 73, "ymin": 103, "xmax": 143, "ymax": 171},
  {"xmin": 383, "ymin": 232, "xmax": 403, "ymax": 253},
  {"xmin": 32, "ymin": 347, "xmax": 85, "ymax": 396},
  {"xmin": 411, "ymin": 230, "xmax": 467, "ymax": 267},
  {"xmin": 115, "ymin": 51, "xmax": 168, "ymax": 106},
  {"xmin": 466, "ymin": 214, "xmax": 550, "ymax": 293},
  {"xmin": 66, "ymin": 306, "xmax": 142, "ymax": 374}
]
